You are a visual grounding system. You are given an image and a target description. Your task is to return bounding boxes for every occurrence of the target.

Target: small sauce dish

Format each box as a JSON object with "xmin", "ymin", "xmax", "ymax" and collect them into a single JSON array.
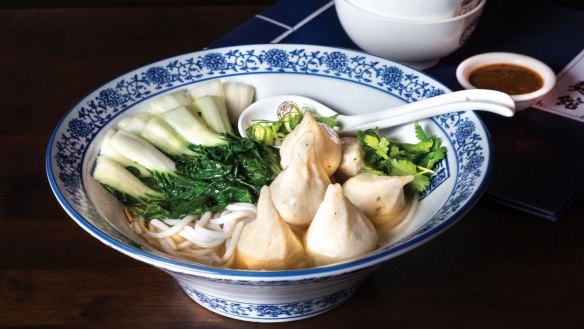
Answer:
[{"xmin": 456, "ymin": 52, "xmax": 556, "ymax": 110}]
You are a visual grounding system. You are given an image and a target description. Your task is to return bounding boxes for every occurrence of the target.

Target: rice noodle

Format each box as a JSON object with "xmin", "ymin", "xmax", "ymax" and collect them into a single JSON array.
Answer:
[
  {"xmin": 158, "ymin": 237, "xmax": 180, "ymax": 256},
  {"xmin": 162, "ymin": 219, "xmax": 184, "ymax": 225},
  {"xmin": 194, "ymin": 223, "xmax": 228, "ymax": 240},
  {"xmin": 146, "ymin": 215, "xmax": 197, "ymax": 239},
  {"xmin": 209, "ymin": 210, "xmax": 255, "ymax": 225},
  {"xmin": 206, "ymin": 223, "xmax": 223, "ymax": 232},
  {"xmin": 199, "ymin": 211, "xmax": 213, "ymax": 224},
  {"xmin": 222, "ymin": 221, "xmax": 245, "ymax": 262},
  {"xmin": 176, "ymin": 240, "xmax": 192, "ymax": 249},
  {"xmin": 226, "ymin": 203, "xmax": 257, "ymax": 212},
  {"xmin": 149, "ymin": 219, "xmax": 170, "ymax": 231},
  {"xmin": 163, "ymin": 236, "xmax": 177, "ymax": 250},
  {"xmin": 130, "ymin": 222, "xmax": 144, "ymax": 233},
  {"xmin": 130, "ymin": 204, "xmax": 257, "ymax": 266}
]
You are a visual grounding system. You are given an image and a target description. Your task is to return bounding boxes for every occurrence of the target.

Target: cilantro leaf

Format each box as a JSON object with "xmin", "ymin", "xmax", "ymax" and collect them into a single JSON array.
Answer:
[
  {"xmin": 388, "ymin": 158, "xmax": 417, "ymax": 176},
  {"xmin": 363, "ymin": 134, "xmax": 389, "ymax": 160},
  {"xmin": 356, "ymin": 124, "xmax": 446, "ymax": 194},
  {"xmin": 421, "ymin": 137, "xmax": 447, "ymax": 169},
  {"xmin": 414, "ymin": 122, "xmax": 429, "ymax": 142},
  {"xmin": 411, "ymin": 175, "xmax": 431, "ymax": 193},
  {"xmin": 387, "ymin": 159, "xmax": 430, "ymax": 193},
  {"xmin": 400, "ymin": 139, "xmax": 434, "ymax": 155},
  {"xmin": 389, "ymin": 145, "xmax": 404, "ymax": 158}
]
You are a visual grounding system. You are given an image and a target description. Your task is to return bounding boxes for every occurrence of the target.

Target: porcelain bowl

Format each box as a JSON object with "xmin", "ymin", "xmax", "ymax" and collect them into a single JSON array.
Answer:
[
  {"xmin": 456, "ymin": 52, "xmax": 557, "ymax": 110},
  {"xmin": 334, "ymin": 0, "xmax": 486, "ymax": 69},
  {"xmin": 349, "ymin": 0, "xmax": 464, "ymax": 21},
  {"xmin": 47, "ymin": 44, "xmax": 492, "ymax": 322}
]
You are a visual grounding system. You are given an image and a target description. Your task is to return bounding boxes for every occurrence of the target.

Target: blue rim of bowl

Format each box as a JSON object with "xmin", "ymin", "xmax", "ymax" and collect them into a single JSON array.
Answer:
[{"xmin": 46, "ymin": 43, "xmax": 492, "ymax": 279}]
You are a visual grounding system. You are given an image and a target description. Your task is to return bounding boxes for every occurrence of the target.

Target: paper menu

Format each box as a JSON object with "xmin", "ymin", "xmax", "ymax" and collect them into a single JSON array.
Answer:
[{"xmin": 534, "ymin": 49, "xmax": 584, "ymax": 122}]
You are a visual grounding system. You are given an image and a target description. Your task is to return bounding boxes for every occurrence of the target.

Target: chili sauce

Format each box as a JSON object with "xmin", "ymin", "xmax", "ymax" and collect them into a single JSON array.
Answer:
[{"xmin": 468, "ymin": 63, "xmax": 544, "ymax": 95}]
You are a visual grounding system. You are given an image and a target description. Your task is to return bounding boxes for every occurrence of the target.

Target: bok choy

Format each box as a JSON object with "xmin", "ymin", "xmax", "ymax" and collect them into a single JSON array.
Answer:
[
  {"xmin": 92, "ymin": 79, "xmax": 279, "ymax": 220},
  {"xmin": 92, "ymin": 155, "xmax": 165, "ymax": 203},
  {"xmin": 160, "ymin": 105, "xmax": 226, "ymax": 146}
]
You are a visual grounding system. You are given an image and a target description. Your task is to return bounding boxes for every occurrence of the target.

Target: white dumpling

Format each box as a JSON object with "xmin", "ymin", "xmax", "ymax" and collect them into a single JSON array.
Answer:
[
  {"xmin": 336, "ymin": 137, "xmax": 365, "ymax": 181},
  {"xmin": 235, "ymin": 186, "xmax": 304, "ymax": 270},
  {"xmin": 305, "ymin": 184, "xmax": 378, "ymax": 266},
  {"xmin": 279, "ymin": 112, "xmax": 341, "ymax": 176},
  {"xmin": 270, "ymin": 131, "xmax": 331, "ymax": 228},
  {"xmin": 342, "ymin": 173, "xmax": 413, "ymax": 230}
]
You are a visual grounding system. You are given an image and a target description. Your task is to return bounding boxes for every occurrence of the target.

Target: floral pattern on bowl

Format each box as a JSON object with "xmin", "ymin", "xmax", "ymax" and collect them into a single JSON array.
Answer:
[{"xmin": 47, "ymin": 44, "xmax": 491, "ymax": 322}]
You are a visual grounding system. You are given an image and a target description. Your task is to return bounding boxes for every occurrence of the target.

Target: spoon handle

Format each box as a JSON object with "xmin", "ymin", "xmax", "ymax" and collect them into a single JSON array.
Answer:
[
  {"xmin": 337, "ymin": 89, "xmax": 515, "ymax": 133},
  {"xmin": 340, "ymin": 101, "xmax": 514, "ymax": 133}
]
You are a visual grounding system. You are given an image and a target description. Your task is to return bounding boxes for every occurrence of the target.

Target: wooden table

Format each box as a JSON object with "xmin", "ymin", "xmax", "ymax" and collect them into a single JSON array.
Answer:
[{"xmin": 1, "ymin": 2, "xmax": 583, "ymax": 328}]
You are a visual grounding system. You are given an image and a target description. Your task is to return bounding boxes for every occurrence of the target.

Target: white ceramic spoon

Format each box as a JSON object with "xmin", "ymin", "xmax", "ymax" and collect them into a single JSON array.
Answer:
[{"xmin": 238, "ymin": 89, "xmax": 515, "ymax": 136}]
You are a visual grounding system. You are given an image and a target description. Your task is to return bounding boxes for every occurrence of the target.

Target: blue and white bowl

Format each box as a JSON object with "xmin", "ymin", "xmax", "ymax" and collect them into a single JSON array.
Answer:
[{"xmin": 46, "ymin": 44, "xmax": 491, "ymax": 322}]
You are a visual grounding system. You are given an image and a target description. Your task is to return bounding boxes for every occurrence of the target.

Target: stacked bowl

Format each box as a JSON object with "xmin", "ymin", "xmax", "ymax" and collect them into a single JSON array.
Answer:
[{"xmin": 335, "ymin": 0, "xmax": 486, "ymax": 69}]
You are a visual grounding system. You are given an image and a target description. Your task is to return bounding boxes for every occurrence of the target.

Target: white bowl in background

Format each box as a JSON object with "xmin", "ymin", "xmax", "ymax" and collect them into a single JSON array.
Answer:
[
  {"xmin": 47, "ymin": 44, "xmax": 492, "ymax": 322},
  {"xmin": 456, "ymin": 52, "xmax": 556, "ymax": 110},
  {"xmin": 335, "ymin": 0, "xmax": 486, "ymax": 69},
  {"xmin": 348, "ymin": 0, "xmax": 464, "ymax": 21}
]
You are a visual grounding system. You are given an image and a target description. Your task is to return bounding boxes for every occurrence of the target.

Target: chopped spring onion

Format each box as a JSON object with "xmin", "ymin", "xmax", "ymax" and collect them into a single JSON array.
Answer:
[{"xmin": 246, "ymin": 102, "xmax": 340, "ymax": 146}]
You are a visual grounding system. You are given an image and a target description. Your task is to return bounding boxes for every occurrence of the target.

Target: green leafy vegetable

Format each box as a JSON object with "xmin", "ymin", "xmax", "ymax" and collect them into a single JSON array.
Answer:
[
  {"xmin": 93, "ymin": 80, "xmax": 269, "ymax": 221},
  {"xmin": 95, "ymin": 128, "xmax": 280, "ymax": 221},
  {"xmin": 357, "ymin": 123, "xmax": 447, "ymax": 193},
  {"xmin": 131, "ymin": 136, "xmax": 280, "ymax": 220}
]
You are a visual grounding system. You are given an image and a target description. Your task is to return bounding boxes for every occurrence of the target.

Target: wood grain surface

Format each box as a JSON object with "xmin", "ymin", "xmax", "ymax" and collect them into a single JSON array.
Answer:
[{"xmin": 1, "ymin": 2, "xmax": 583, "ymax": 328}]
